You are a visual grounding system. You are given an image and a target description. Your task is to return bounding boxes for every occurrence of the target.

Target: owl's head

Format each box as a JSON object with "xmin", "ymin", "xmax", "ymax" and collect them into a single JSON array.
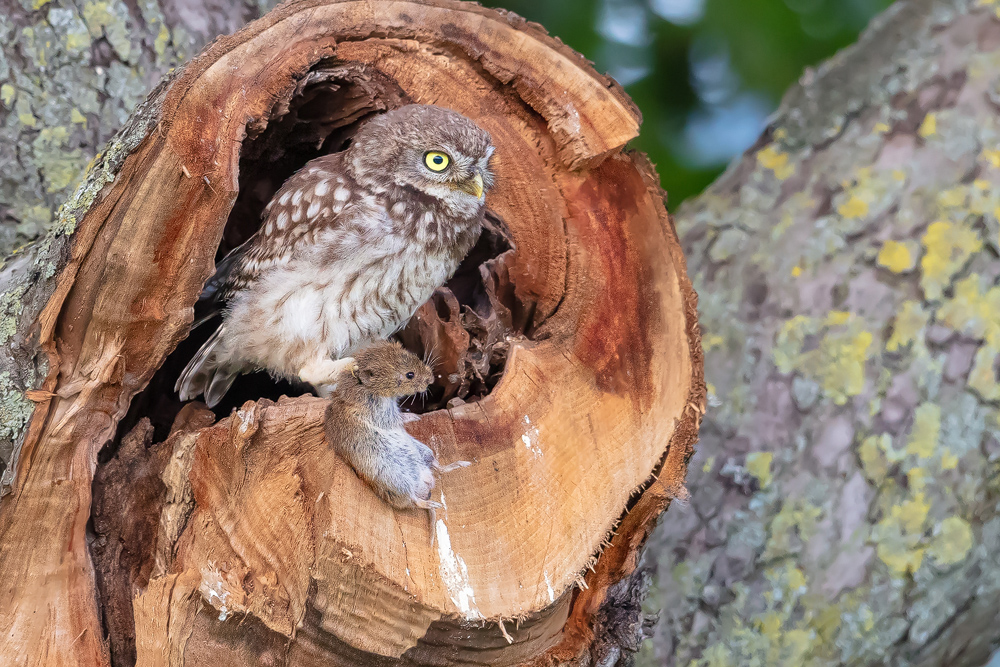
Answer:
[{"xmin": 347, "ymin": 104, "xmax": 495, "ymax": 216}]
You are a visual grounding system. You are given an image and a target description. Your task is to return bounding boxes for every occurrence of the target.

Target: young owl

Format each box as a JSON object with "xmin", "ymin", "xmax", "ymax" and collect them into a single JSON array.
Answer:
[{"xmin": 176, "ymin": 104, "xmax": 495, "ymax": 407}]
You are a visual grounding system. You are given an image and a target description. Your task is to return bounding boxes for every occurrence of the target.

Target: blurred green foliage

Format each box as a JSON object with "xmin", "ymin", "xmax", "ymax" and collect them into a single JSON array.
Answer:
[{"xmin": 481, "ymin": 0, "xmax": 893, "ymax": 205}]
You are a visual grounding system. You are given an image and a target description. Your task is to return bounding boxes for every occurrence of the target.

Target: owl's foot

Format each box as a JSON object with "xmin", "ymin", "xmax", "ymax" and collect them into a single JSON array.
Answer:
[{"xmin": 300, "ymin": 357, "xmax": 355, "ymax": 397}]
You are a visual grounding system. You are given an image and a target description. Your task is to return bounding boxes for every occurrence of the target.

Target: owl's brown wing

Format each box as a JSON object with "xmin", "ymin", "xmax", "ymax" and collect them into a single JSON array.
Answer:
[{"xmin": 195, "ymin": 153, "xmax": 358, "ymax": 320}]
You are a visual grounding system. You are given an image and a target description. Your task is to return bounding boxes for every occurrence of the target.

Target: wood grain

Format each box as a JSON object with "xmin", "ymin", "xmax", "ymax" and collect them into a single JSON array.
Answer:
[{"xmin": 0, "ymin": 1, "xmax": 702, "ymax": 665}]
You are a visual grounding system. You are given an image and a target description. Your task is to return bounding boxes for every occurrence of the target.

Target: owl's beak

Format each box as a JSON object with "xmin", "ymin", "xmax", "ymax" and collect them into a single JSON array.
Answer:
[{"xmin": 459, "ymin": 172, "xmax": 485, "ymax": 200}]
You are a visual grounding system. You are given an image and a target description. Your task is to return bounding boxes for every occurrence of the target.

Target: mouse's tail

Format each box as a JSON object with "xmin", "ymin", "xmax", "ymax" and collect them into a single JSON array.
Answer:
[{"xmin": 175, "ymin": 325, "xmax": 239, "ymax": 408}]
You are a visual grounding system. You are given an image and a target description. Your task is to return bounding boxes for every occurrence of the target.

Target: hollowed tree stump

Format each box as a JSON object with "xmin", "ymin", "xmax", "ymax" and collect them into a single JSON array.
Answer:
[{"xmin": 0, "ymin": 1, "xmax": 703, "ymax": 665}]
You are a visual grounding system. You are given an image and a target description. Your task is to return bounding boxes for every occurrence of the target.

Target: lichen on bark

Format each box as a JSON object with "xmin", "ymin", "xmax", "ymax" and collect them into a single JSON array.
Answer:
[
  {"xmin": 0, "ymin": 0, "xmax": 277, "ymax": 491},
  {"xmin": 643, "ymin": 1, "xmax": 1000, "ymax": 665},
  {"xmin": 0, "ymin": 0, "xmax": 275, "ymax": 255}
]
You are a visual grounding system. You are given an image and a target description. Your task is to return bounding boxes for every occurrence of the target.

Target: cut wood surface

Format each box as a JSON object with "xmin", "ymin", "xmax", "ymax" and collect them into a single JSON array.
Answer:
[{"xmin": 0, "ymin": 1, "xmax": 703, "ymax": 665}]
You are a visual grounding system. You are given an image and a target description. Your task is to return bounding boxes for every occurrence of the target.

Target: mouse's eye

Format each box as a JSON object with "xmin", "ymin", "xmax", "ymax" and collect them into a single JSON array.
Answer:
[{"xmin": 406, "ymin": 372, "xmax": 415, "ymax": 380}]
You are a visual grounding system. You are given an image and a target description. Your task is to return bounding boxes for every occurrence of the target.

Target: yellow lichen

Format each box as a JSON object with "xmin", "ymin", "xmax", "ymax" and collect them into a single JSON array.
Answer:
[
  {"xmin": 886, "ymin": 301, "xmax": 929, "ymax": 352},
  {"xmin": 859, "ymin": 435, "xmax": 888, "ymax": 482},
  {"xmin": 968, "ymin": 346, "xmax": 1000, "ymax": 401},
  {"xmin": 773, "ymin": 314, "xmax": 874, "ymax": 405},
  {"xmin": 981, "ymin": 148, "xmax": 1000, "ymax": 168},
  {"xmin": 823, "ymin": 330, "xmax": 873, "ymax": 404},
  {"xmin": 774, "ymin": 316, "xmax": 813, "ymax": 373},
  {"xmin": 938, "ymin": 275, "xmax": 1000, "ymax": 346},
  {"xmin": 906, "ymin": 403, "xmax": 941, "ymax": 459},
  {"xmin": 65, "ymin": 30, "xmax": 90, "ymax": 52},
  {"xmin": 937, "ymin": 187, "xmax": 967, "ymax": 209},
  {"xmin": 907, "ymin": 467, "xmax": 927, "ymax": 492},
  {"xmin": 877, "ymin": 542, "xmax": 926, "ymax": 575},
  {"xmin": 940, "ymin": 450, "xmax": 959, "ymax": 470},
  {"xmin": 918, "ymin": 112, "xmax": 937, "ymax": 138},
  {"xmin": 969, "ymin": 181, "xmax": 998, "ymax": 216},
  {"xmin": 825, "ymin": 311, "xmax": 852, "ymax": 327},
  {"xmin": 811, "ymin": 605, "xmax": 842, "ymax": 644},
  {"xmin": 703, "ymin": 334, "xmax": 725, "ymax": 351},
  {"xmin": 838, "ymin": 195, "xmax": 869, "ymax": 220},
  {"xmin": 0, "ymin": 84, "xmax": 15, "ymax": 107},
  {"xmin": 877, "ymin": 240, "xmax": 916, "ymax": 273},
  {"xmin": 874, "ymin": 492, "xmax": 931, "ymax": 575},
  {"xmin": 757, "ymin": 145, "xmax": 795, "ymax": 180},
  {"xmin": 82, "ymin": 0, "xmax": 132, "ymax": 62},
  {"xmin": 929, "ymin": 516, "xmax": 973, "ymax": 566},
  {"xmin": 897, "ymin": 493, "xmax": 930, "ymax": 534},
  {"xmin": 747, "ymin": 452, "xmax": 773, "ymax": 489},
  {"xmin": 154, "ymin": 23, "xmax": 171, "ymax": 58},
  {"xmin": 765, "ymin": 500, "xmax": 822, "ymax": 559},
  {"xmin": 920, "ymin": 221, "xmax": 983, "ymax": 300}
]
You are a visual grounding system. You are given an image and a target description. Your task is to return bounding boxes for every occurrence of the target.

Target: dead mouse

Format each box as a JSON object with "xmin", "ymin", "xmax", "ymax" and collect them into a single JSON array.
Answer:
[{"xmin": 324, "ymin": 341, "xmax": 469, "ymax": 543}]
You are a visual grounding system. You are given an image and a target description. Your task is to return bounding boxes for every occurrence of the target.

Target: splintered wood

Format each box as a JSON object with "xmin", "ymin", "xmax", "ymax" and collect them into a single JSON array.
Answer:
[{"xmin": 0, "ymin": 1, "xmax": 703, "ymax": 665}]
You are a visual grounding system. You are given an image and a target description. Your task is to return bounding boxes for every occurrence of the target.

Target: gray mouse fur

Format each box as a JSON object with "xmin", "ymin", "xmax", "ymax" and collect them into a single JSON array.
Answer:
[{"xmin": 323, "ymin": 341, "xmax": 468, "ymax": 542}]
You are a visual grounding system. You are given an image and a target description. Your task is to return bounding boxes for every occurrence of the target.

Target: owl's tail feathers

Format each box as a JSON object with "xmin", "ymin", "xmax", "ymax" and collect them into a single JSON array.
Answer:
[{"xmin": 175, "ymin": 325, "xmax": 239, "ymax": 408}]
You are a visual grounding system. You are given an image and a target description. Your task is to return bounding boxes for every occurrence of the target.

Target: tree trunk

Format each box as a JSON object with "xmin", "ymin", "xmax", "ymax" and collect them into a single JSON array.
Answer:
[
  {"xmin": 0, "ymin": 0, "xmax": 279, "ymax": 489},
  {"xmin": 0, "ymin": 1, "xmax": 702, "ymax": 666},
  {"xmin": 0, "ymin": 0, "xmax": 274, "ymax": 259},
  {"xmin": 644, "ymin": 1, "xmax": 1000, "ymax": 665}
]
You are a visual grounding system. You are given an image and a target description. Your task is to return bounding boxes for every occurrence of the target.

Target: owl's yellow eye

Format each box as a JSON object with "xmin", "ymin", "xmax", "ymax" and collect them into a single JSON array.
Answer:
[{"xmin": 424, "ymin": 151, "xmax": 451, "ymax": 172}]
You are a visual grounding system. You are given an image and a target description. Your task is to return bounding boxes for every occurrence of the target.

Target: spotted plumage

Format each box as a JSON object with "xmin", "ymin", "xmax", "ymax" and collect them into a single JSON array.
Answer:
[{"xmin": 177, "ymin": 104, "xmax": 495, "ymax": 407}]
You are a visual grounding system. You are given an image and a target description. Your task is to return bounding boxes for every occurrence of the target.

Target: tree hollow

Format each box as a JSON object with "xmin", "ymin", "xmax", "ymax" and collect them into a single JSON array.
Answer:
[{"xmin": 0, "ymin": 1, "xmax": 704, "ymax": 665}]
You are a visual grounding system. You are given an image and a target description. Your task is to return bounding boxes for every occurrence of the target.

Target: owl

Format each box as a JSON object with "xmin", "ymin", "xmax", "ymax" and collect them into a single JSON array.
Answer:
[{"xmin": 176, "ymin": 104, "xmax": 495, "ymax": 407}]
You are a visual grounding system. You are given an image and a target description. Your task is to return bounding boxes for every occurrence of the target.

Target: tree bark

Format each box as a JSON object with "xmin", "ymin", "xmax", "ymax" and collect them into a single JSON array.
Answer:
[
  {"xmin": 645, "ymin": 1, "xmax": 1000, "ymax": 665},
  {"xmin": 0, "ymin": 0, "xmax": 279, "ymax": 487},
  {"xmin": 0, "ymin": 1, "xmax": 701, "ymax": 666}
]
